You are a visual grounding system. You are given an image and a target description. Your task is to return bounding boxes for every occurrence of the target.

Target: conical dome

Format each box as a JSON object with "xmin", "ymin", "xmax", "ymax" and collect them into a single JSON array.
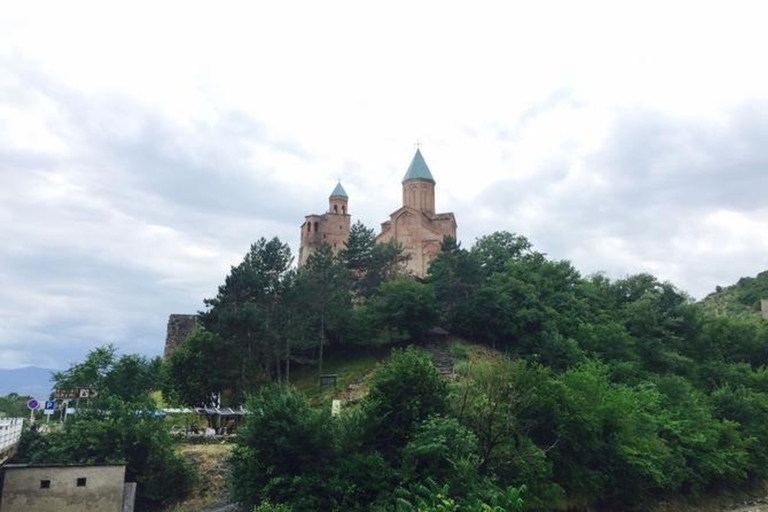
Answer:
[
  {"xmin": 402, "ymin": 149, "xmax": 435, "ymax": 183},
  {"xmin": 330, "ymin": 182, "xmax": 348, "ymax": 198}
]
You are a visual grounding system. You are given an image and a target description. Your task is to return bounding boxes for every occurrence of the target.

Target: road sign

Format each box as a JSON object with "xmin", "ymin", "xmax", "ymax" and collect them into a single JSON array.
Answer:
[
  {"xmin": 320, "ymin": 374, "xmax": 338, "ymax": 386},
  {"xmin": 27, "ymin": 398, "xmax": 39, "ymax": 410},
  {"xmin": 54, "ymin": 388, "xmax": 98, "ymax": 400},
  {"xmin": 44, "ymin": 401, "xmax": 55, "ymax": 415}
]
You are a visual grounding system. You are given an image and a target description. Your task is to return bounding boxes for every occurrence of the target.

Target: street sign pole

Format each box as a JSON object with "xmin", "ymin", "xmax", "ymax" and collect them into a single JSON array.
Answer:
[
  {"xmin": 27, "ymin": 398, "xmax": 39, "ymax": 424},
  {"xmin": 43, "ymin": 401, "xmax": 55, "ymax": 423}
]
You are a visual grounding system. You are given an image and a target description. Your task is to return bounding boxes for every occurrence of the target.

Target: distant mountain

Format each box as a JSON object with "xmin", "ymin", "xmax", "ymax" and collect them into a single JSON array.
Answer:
[
  {"xmin": 0, "ymin": 367, "xmax": 56, "ymax": 398},
  {"xmin": 699, "ymin": 270, "xmax": 768, "ymax": 318}
]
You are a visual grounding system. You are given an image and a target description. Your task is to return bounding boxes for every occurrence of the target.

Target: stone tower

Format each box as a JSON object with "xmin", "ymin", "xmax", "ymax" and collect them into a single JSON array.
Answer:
[
  {"xmin": 298, "ymin": 182, "xmax": 351, "ymax": 267},
  {"xmin": 164, "ymin": 314, "xmax": 199, "ymax": 358},
  {"xmin": 377, "ymin": 149, "xmax": 457, "ymax": 277}
]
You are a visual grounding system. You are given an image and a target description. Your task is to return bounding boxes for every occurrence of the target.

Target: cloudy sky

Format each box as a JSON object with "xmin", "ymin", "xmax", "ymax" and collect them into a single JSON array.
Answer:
[{"xmin": 2, "ymin": 1, "xmax": 767, "ymax": 369}]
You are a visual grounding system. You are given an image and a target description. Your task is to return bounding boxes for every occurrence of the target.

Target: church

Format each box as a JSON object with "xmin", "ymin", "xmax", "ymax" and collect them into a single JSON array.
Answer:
[{"xmin": 298, "ymin": 149, "xmax": 457, "ymax": 278}]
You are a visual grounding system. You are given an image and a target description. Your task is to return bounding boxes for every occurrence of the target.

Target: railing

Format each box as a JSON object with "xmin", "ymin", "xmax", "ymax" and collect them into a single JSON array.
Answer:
[{"xmin": 0, "ymin": 418, "xmax": 24, "ymax": 454}]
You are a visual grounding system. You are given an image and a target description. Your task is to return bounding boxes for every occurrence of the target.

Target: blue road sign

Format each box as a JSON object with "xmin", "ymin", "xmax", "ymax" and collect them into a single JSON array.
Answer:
[
  {"xmin": 44, "ymin": 401, "xmax": 55, "ymax": 411},
  {"xmin": 27, "ymin": 398, "xmax": 39, "ymax": 410}
]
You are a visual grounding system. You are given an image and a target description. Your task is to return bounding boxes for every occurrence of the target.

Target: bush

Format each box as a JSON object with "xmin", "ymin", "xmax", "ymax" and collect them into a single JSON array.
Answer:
[
  {"xmin": 402, "ymin": 415, "xmax": 480, "ymax": 497},
  {"xmin": 230, "ymin": 385, "xmax": 341, "ymax": 510},
  {"xmin": 363, "ymin": 347, "xmax": 448, "ymax": 459}
]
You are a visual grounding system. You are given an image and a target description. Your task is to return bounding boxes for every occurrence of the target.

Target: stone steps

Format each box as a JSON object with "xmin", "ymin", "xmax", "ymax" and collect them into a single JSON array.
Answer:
[{"xmin": 425, "ymin": 342, "xmax": 455, "ymax": 378}]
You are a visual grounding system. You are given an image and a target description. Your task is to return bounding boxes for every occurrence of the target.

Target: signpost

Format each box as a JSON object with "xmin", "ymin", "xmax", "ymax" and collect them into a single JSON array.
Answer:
[
  {"xmin": 44, "ymin": 400, "xmax": 55, "ymax": 422},
  {"xmin": 320, "ymin": 374, "xmax": 338, "ymax": 387},
  {"xmin": 54, "ymin": 388, "xmax": 98, "ymax": 400},
  {"xmin": 27, "ymin": 398, "xmax": 39, "ymax": 422}
]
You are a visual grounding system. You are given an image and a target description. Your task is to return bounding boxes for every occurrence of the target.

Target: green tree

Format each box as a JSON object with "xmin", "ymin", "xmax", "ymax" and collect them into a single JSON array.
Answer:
[
  {"xmin": 0, "ymin": 393, "xmax": 34, "ymax": 417},
  {"xmin": 52, "ymin": 344, "xmax": 162, "ymax": 403},
  {"xmin": 471, "ymin": 231, "xmax": 533, "ymax": 277},
  {"xmin": 295, "ymin": 243, "xmax": 352, "ymax": 375},
  {"xmin": 229, "ymin": 385, "xmax": 340, "ymax": 510},
  {"xmin": 164, "ymin": 329, "xmax": 228, "ymax": 407},
  {"xmin": 427, "ymin": 236, "xmax": 482, "ymax": 334},
  {"xmin": 402, "ymin": 415, "xmax": 481, "ymax": 497},
  {"xmin": 340, "ymin": 221, "xmax": 410, "ymax": 299},
  {"xmin": 374, "ymin": 278, "xmax": 439, "ymax": 342},
  {"xmin": 363, "ymin": 347, "xmax": 448, "ymax": 459},
  {"xmin": 453, "ymin": 357, "xmax": 561, "ymax": 508},
  {"xmin": 342, "ymin": 220, "xmax": 377, "ymax": 275},
  {"xmin": 466, "ymin": 253, "xmax": 588, "ymax": 367},
  {"xmin": 200, "ymin": 237, "xmax": 294, "ymax": 402}
]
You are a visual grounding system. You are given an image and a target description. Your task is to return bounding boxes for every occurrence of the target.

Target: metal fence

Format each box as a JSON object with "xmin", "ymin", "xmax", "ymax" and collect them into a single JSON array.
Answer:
[{"xmin": 0, "ymin": 417, "xmax": 24, "ymax": 453}]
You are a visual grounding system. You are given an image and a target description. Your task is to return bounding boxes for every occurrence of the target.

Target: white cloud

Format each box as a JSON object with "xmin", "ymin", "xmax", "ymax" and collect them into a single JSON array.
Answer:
[{"xmin": 1, "ymin": 1, "xmax": 768, "ymax": 367}]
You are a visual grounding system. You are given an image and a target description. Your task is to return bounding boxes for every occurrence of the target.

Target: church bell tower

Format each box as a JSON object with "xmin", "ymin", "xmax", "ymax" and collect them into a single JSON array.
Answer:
[{"xmin": 401, "ymin": 148, "xmax": 436, "ymax": 214}]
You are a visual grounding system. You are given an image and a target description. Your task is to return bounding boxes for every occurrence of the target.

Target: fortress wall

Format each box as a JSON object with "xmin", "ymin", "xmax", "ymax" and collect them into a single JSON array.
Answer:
[{"xmin": 164, "ymin": 314, "xmax": 199, "ymax": 358}]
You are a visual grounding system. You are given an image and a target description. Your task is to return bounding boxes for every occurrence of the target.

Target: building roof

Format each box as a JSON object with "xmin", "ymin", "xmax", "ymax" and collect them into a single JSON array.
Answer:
[
  {"xmin": 330, "ymin": 182, "xmax": 348, "ymax": 198},
  {"xmin": 402, "ymin": 148, "xmax": 435, "ymax": 183}
]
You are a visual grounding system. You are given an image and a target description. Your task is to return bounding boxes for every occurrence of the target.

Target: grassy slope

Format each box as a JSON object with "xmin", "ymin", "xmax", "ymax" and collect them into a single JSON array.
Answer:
[
  {"xmin": 698, "ymin": 270, "xmax": 768, "ymax": 319},
  {"xmin": 289, "ymin": 344, "xmax": 396, "ymax": 404}
]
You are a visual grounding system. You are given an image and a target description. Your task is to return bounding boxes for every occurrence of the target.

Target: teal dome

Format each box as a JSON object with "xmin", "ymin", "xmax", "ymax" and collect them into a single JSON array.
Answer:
[
  {"xmin": 402, "ymin": 149, "xmax": 435, "ymax": 183},
  {"xmin": 330, "ymin": 182, "xmax": 348, "ymax": 198}
]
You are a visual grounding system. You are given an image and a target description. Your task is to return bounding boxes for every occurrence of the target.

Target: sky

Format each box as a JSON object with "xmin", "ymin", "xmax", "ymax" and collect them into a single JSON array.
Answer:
[{"xmin": 1, "ymin": 1, "xmax": 767, "ymax": 369}]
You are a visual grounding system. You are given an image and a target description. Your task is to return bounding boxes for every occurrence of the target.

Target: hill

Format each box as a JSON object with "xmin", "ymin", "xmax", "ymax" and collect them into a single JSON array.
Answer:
[
  {"xmin": 0, "ymin": 366, "xmax": 55, "ymax": 397},
  {"xmin": 698, "ymin": 269, "xmax": 768, "ymax": 318}
]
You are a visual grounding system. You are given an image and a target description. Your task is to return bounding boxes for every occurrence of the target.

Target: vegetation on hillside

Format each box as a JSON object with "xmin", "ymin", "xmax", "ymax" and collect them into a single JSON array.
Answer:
[
  {"xmin": 161, "ymin": 226, "xmax": 768, "ymax": 510},
  {"xmin": 17, "ymin": 224, "xmax": 768, "ymax": 511},
  {"xmin": 699, "ymin": 270, "xmax": 768, "ymax": 318}
]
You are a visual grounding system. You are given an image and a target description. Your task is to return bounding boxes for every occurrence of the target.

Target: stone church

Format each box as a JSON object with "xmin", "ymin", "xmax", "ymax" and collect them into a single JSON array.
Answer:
[{"xmin": 298, "ymin": 149, "xmax": 457, "ymax": 277}]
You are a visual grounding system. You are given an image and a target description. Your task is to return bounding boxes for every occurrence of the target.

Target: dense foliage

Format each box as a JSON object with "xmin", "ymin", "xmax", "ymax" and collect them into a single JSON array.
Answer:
[
  {"xmin": 164, "ymin": 228, "xmax": 768, "ymax": 511},
  {"xmin": 0, "ymin": 393, "xmax": 34, "ymax": 417}
]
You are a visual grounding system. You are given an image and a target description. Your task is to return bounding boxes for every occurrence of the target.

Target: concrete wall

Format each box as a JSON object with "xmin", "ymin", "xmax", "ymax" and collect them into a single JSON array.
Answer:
[{"xmin": 1, "ymin": 465, "xmax": 126, "ymax": 512}]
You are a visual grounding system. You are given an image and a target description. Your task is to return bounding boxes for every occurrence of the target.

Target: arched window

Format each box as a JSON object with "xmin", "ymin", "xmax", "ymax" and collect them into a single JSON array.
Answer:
[
  {"xmin": 333, "ymin": 205, "xmax": 338, "ymax": 213},
  {"xmin": 314, "ymin": 222, "xmax": 319, "ymax": 232},
  {"xmin": 342, "ymin": 205, "xmax": 346, "ymax": 215},
  {"xmin": 307, "ymin": 223, "xmax": 311, "ymax": 232}
]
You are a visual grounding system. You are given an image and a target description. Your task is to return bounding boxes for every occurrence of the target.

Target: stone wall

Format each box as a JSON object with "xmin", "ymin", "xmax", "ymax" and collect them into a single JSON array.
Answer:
[
  {"xmin": 164, "ymin": 314, "xmax": 199, "ymax": 358},
  {"xmin": 0, "ymin": 464, "xmax": 126, "ymax": 512},
  {"xmin": 762, "ymin": 299, "xmax": 768, "ymax": 321}
]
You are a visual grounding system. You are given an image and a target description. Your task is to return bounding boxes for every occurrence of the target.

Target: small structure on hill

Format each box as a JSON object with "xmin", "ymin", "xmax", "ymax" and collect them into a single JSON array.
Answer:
[
  {"xmin": 761, "ymin": 299, "xmax": 768, "ymax": 320},
  {"xmin": 0, "ymin": 464, "xmax": 134, "ymax": 512}
]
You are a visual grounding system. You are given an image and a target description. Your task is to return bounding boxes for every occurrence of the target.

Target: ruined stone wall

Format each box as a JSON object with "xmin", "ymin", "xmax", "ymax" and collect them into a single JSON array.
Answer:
[{"xmin": 164, "ymin": 314, "xmax": 199, "ymax": 358}]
